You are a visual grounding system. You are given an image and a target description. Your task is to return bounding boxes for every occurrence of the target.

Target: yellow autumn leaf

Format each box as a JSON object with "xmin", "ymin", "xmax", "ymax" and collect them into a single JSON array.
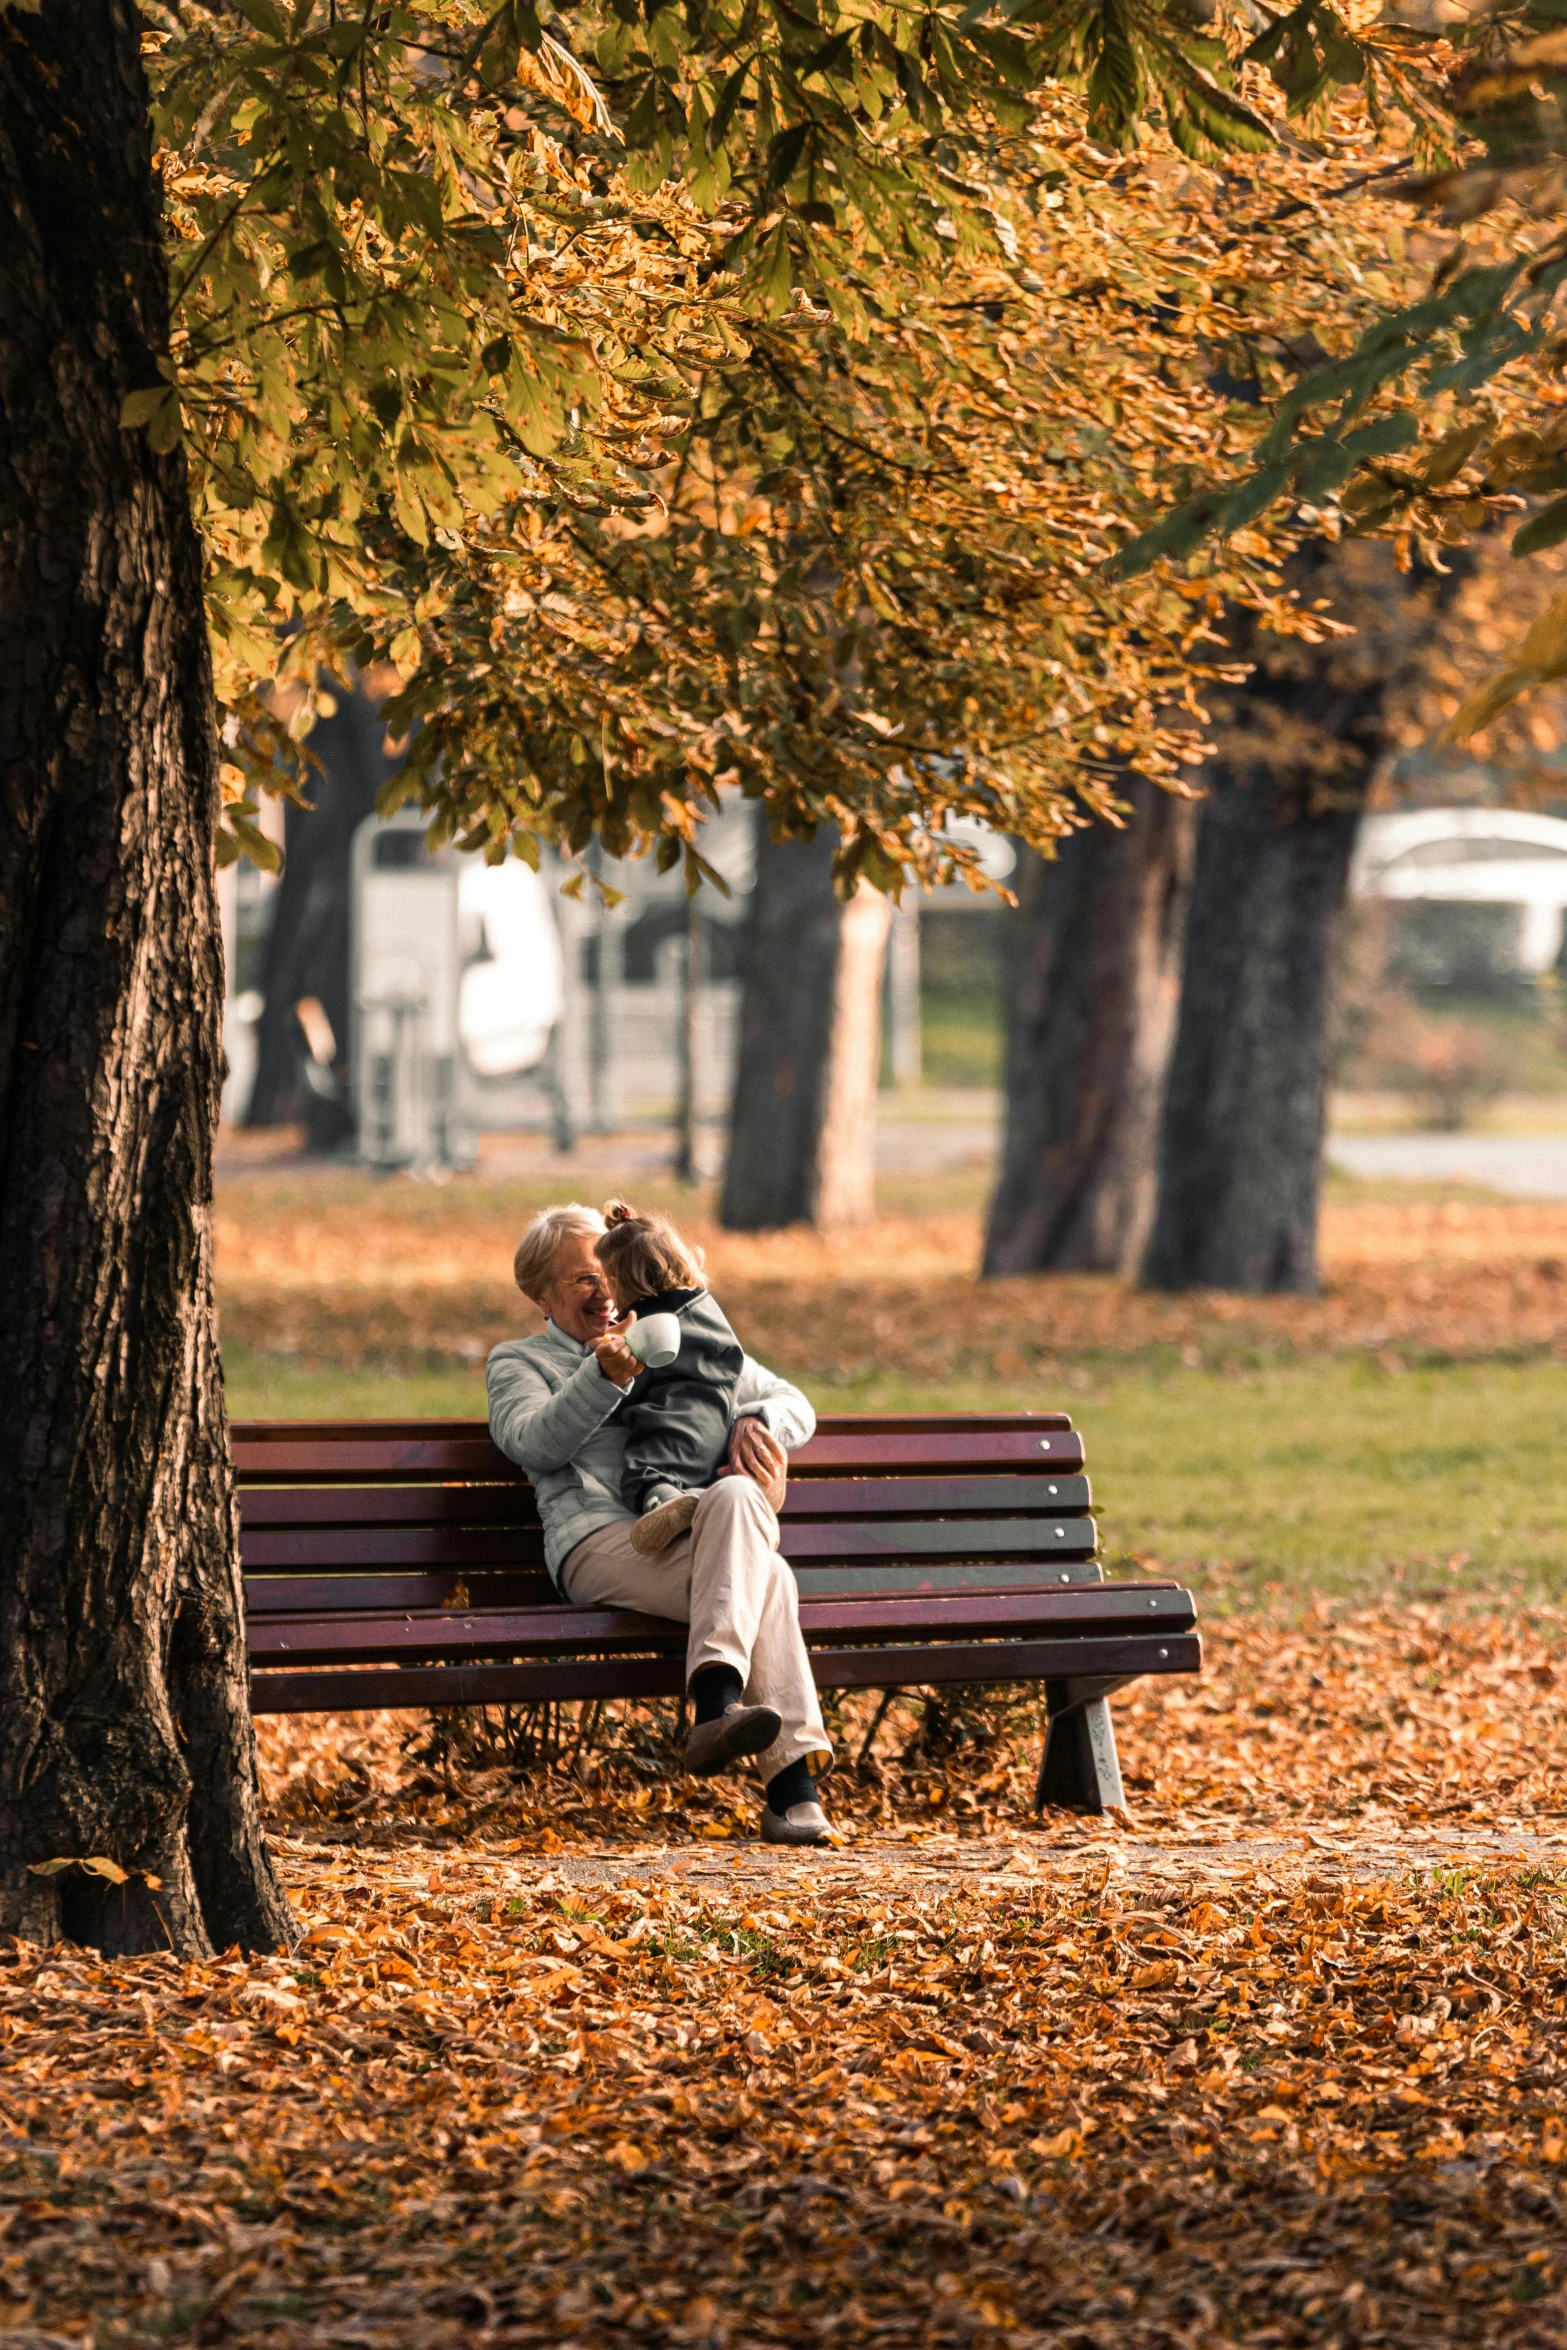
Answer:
[
  {"xmin": 27, "ymin": 1855, "xmax": 130, "ymax": 1883},
  {"xmin": 1443, "ymin": 583, "xmax": 1567, "ymax": 740}
]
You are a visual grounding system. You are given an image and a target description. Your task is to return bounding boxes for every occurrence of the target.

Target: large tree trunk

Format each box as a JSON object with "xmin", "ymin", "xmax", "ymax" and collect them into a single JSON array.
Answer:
[
  {"xmin": 983, "ymin": 780, "xmax": 1197, "ymax": 1277},
  {"xmin": 0, "ymin": 0, "xmax": 294, "ymax": 1955},
  {"xmin": 248, "ymin": 682, "xmax": 401, "ymax": 1141},
  {"xmin": 720, "ymin": 825, "xmax": 890, "ymax": 1230}
]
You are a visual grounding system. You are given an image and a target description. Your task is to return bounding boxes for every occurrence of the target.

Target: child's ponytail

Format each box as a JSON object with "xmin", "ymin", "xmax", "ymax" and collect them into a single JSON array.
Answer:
[{"xmin": 595, "ymin": 1202, "xmax": 705, "ymax": 1301}]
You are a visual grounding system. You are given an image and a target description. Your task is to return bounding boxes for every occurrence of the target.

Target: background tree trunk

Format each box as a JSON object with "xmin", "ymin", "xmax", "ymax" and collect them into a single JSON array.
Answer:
[
  {"xmin": 720, "ymin": 825, "xmax": 889, "ymax": 1230},
  {"xmin": 983, "ymin": 780, "xmax": 1197, "ymax": 1277},
  {"xmin": 812, "ymin": 880, "xmax": 891, "ymax": 1227},
  {"xmin": 0, "ymin": 0, "xmax": 294, "ymax": 1956},
  {"xmin": 248, "ymin": 682, "xmax": 401, "ymax": 1141},
  {"xmin": 1141, "ymin": 762, "xmax": 1366, "ymax": 1293},
  {"xmin": 1140, "ymin": 543, "xmax": 1433, "ymax": 1295}
]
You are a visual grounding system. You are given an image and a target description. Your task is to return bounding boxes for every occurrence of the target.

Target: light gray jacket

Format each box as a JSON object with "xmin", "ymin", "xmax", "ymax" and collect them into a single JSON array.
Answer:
[{"xmin": 486, "ymin": 1321, "xmax": 816, "ymax": 1582}]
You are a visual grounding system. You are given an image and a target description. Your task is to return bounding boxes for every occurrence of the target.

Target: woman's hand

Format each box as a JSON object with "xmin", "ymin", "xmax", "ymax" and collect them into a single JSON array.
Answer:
[
  {"xmin": 721, "ymin": 1418, "xmax": 787, "ymax": 1512},
  {"xmin": 594, "ymin": 1315, "xmax": 640, "ymax": 1389}
]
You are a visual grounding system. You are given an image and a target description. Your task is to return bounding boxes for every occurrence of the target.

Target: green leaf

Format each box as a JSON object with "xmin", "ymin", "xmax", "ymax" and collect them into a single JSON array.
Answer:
[
  {"xmin": 891, "ymin": 47, "xmax": 928, "ymax": 121},
  {"xmin": 707, "ymin": 60, "xmax": 751, "ymax": 151},
  {"xmin": 120, "ymin": 383, "xmax": 182, "ymax": 452},
  {"xmin": 1421, "ymin": 420, "xmax": 1490, "ymax": 486},
  {"xmin": 231, "ymin": 0, "xmax": 285, "ymax": 35},
  {"xmin": 1219, "ymin": 461, "xmax": 1291, "ymax": 531},
  {"xmin": 765, "ymin": 121, "xmax": 810, "ymax": 192},
  {"xmin": 1513, "ymin": 495, "xmax": 1567, "ymax": 557},
  {"xmin": 1514, "ymin": 456, "xmax": 1567, "ymax": 495},
  {"xmin": 286, "ymin": 240, "xmax": 338, "ymax": 283},
  {"xmin": 758, "ymin": 223, "xmax": 793, "ymax": 314},
  {"xmin": 1445, "ymin": 584, "xmax": 1567, "ymax": 738},
  {"xmin": 1086, "ymin": 6, "xmax": 1143, "ymax": 148},
  {"xmin": 226, "ymin": 812, "xmax": 284, "ymax": 873}
]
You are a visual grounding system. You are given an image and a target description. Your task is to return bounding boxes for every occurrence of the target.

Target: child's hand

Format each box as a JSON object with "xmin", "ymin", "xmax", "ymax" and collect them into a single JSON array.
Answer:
[{"xmin": 594, "ymin": 1315, "xmax": 640, "ymax": 1389}]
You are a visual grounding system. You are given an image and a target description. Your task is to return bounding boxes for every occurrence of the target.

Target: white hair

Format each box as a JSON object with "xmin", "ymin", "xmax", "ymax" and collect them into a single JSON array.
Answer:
[{"xmin": 512, "ymin": 1202, "xmax": 606, "ymax": 1301}]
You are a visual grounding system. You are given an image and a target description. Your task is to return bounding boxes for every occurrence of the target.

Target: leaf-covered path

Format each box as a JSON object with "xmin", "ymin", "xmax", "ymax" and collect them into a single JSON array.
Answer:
[{"xmin": 3, "ymin": 1606, "xmax": 1566, "ymax": 2347}]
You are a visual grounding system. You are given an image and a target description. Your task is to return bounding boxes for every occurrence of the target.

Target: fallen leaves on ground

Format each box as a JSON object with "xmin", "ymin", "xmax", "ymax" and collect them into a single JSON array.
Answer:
[
  {"xmin": 2, "ymin": 1836, "xmax": 1565, "ymax": 2346},
  {"xmin": 213, "ymin": 1165, "xmax": 1567, "ymax": 1376},
  {"xmin": 4, "ymin": 1608, "xmax": 1567, "ymax": 2342}
]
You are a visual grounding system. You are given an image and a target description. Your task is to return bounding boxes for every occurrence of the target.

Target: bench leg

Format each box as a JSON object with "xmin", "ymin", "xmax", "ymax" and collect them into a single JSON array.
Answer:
[{"xmin": 1035, "ymin": 1677, "xmax": 1127, "ymax": 1815}]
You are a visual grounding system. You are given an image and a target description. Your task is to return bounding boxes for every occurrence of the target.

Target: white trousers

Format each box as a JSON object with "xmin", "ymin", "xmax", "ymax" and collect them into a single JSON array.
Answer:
[{"xmin": 560, "ymin": 1477, "xmax": 832, "ymax": 1783}]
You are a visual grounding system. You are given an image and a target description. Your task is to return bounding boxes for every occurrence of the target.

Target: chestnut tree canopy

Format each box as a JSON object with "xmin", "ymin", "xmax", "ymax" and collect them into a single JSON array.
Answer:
[{"xmin": 141, "ymin": 0, "xmax": 1483, "ymax": 890}]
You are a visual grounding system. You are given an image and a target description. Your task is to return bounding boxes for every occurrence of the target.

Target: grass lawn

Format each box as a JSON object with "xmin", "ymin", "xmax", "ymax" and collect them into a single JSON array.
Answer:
[
  {"xmin": 811, "ymin": 1354, "xmax": 1567, "ymax": 1603},
  {"xmin": 227, "ymin": 1343, "xmax": 488, "ymax": 1423},
  {"xmin": 224, "ymin": 1342, "xmax": 1567, "ymax": 1604},
  {"xmin": 917, "ymin": 995, "xmax": 1003, "ymax": 1086}
]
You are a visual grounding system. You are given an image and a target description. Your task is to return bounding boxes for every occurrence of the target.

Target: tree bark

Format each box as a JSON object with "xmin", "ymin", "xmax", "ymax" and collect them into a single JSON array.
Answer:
[
  {"xmin": 720, "ymin": 825, "xmax": 889, "ymax": 1230},
  {"xmin": 673, "ymin": 894, "xmax": 703, "ymax": 1184},
  {"xmin": 812, "ymin": 880, "xmax": 891, "ymax": 1227},
  {"xmin": 982, "ymin": 780, "xmax": 1197, "ymax": 1277},
  {"xmin": 248, "ymin": 682, "xmax": 401, "ymax": 1141},
  {"xmin": 1141, "ymin": 550, "xmax": 1402, "ymax": 1295},
  {"xmin": 1140, "ymin": 763, "xmax": 1365, "ymax": 1292},
  {"xmin": 0, "ymin": 0, "xmax": 294, "ymax": 1955}
]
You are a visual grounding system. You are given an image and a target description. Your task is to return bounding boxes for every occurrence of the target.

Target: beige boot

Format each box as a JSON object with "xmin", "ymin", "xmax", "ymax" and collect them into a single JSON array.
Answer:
[
  {"xmin": 761, "ymin": 1800, "xmax": 832, "ymax": 1847},
  {"xmin": 684, "ymin": 1702, "xmax": 783, "ymax": 1777},
  {"xmin": 630, "ymin": 1491, "xmax": 701, "ymax": 1555}
]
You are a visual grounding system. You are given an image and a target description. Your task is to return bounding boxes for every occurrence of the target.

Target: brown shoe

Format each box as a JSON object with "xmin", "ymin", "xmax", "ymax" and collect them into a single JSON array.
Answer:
[
  {"xmin": 685, "ymin": 1702, "xmax": 783, "ymax": 1777},
  {"xmin": 630, "ymin": 1491, "xmax": 701, "ymax": 1555}
]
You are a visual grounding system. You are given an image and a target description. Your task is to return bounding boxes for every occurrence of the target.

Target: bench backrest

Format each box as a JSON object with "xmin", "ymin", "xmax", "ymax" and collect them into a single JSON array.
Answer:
[{"xmin": 235, "ymin": 1413, "xmax": 1098, "ymax": 1615}]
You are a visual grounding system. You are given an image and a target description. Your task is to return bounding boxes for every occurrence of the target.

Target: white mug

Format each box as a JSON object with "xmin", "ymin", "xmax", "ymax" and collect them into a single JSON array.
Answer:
[{"xmin": 624, "ymin": 1312, "xmax": 681, "ymax": 1370}]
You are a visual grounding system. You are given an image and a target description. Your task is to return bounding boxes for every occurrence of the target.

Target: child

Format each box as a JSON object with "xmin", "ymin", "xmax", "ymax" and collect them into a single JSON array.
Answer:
[{"xmin": 596, "ymin": 1200, "xmax": 747, "ymax": 1555}]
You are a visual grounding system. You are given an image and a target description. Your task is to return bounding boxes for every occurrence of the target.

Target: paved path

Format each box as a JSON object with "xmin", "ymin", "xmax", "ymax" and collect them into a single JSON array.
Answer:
[
  {"xmin": 1328, "ymin": 1130, "xmax": 1567, "ymax": 1198},
  {"xmin": 455, "ymin": 1093, "xmax": 1006, "ymax": 1180},
  {"xmin": 297, "ymin": 1821, "xmax": 1567, "ymax": 1899},
  {"xmin": 222, "ymin": 1110, "xmax": 1567, "ymax": 1195}
]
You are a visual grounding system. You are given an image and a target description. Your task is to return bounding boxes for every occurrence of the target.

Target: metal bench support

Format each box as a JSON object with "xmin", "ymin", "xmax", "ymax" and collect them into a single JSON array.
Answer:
[{"xmin": 1035, "ymin": 1674, "xmax": 1129, "ymax": 1815}]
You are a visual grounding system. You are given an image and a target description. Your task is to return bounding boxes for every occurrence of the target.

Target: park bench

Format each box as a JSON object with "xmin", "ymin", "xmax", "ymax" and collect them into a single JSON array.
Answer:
[{"xmin": 234, "ymin": 1412, "xmax": 1201, "ymax": 1815}]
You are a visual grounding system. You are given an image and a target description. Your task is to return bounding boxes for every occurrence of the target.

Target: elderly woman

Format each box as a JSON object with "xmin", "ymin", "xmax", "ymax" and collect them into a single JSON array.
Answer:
[{"xmin": 487, "ymin": 1203, "xmax": 834, "ymax": 1846}]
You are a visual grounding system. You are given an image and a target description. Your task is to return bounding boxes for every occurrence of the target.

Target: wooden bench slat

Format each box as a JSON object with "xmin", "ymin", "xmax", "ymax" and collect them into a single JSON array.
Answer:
[
  {"xmin": 243, "ymin": 1527, "xmax": 548, "ymax": 1571},
  {"xmin": 245, "ymin": 1571, "xmax": 554, "ymax": 1615},
  {"xmin": 786, "ymin": 1516, "xmax": 1096, "ymax": 1562},
  {"xmin": 237, "ymin": 1513, "xmax": 1097, "ymax": 1576},
  {"xmin": 232, "ymin": 1439, "xmax": 524, "ymax": 1482},
  {"xmin": 791, "ymin": 1431, "xmax": 1085, "ymax": 1474},
  {"xmin": 249, "ymin": 1631, "xmax": 1199, "ymax": 1716},
  {"xmin": 230, "ymin": 1425, "xmax": 1085, "ymax": 1484},
  {"xmin": 241, "ymin": 1555, "xmax": 1120, "ymax": 1616},
  {"xmin": 250, "ymin": 1584, "xmax": 1195, "ymax": 1665},
  {"xmin": 240, "ymin": 1485, "xmax": 543, "ymax": 1530},
  {"xmin": 236, "ymin": 1470, "xmax": 1093, "ymax": 1532},
  {"xmin": 792, "ymin": 1559, "xmax": 1107, "ymax": 1597},
  {"xmin": 815, "ymin": 1413, "xmax": 1075, "ymax": 1435},
  {"xmin": 785, "ymin": 1473, "xmax": 1091, "ymax": 1518},
  {"xmin": 232, "ymin": 1413, "xmax": 1075, "ymax": 1442}
]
